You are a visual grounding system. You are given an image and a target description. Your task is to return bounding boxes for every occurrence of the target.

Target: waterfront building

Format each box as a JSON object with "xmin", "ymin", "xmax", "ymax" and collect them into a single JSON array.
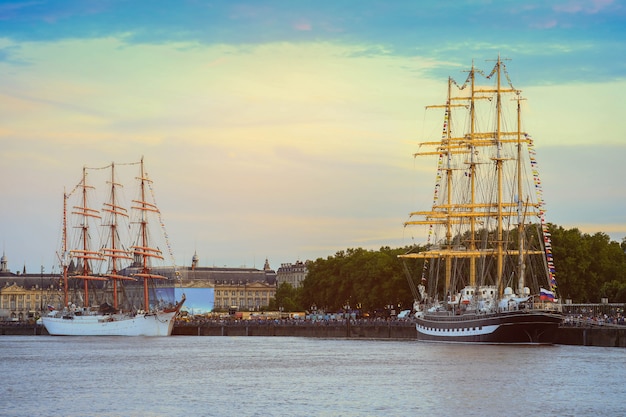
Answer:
[
  {"xmin": 276, "ymin": 260, "xmax": 308, "ymax": 289},
  {"xmin": 0, "ymin": 281, "xmax": 59, "ymax": 321},
  {"xmin": 181, "ymin": 255, "xmax": 277, "ymax": 311},
  {"xmin": 0, "ymin": 252, "xmax": 60, "ymax": 320}
]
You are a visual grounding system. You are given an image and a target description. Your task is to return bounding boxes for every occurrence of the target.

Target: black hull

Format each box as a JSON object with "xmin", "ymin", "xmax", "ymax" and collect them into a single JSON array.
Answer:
[{"xmin": 416, "ymin": 311, "xmax": 563, "ymax": 344}]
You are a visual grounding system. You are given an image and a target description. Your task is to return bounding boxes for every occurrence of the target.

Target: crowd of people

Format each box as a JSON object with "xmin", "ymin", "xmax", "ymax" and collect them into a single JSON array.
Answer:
[{"xmin": 562, "ymin": 314, "xmax": 625, "ymax": 327}]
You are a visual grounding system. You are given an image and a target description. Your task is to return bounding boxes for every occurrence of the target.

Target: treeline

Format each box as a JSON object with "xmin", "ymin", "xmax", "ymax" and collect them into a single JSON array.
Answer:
[
  {"xmin": 550, "ymin": 225, "xmax": 626, "ymax": 303},
  {"xmin": 269, "ymin": 225, "xmax": 626, "ymax": 313}
]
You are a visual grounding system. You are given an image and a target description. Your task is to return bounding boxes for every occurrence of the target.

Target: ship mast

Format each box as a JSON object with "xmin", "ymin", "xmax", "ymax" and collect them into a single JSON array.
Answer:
[
  {"xmin": 468, "ymin": 62, "xmax": 477, "ymax": 287},
  {"xmin": 495, "ymin": 57, "xmax": 505, "ymax": 294},
  {"xmin": 516, "ymin": 94, "xmax": 526, "ymax": 295},
  {"xmin": 61, "ymin": 191, "xmax": 69, "ymax": 308},
  {"xmin": 71, "ymin": 167, "xmax": 106, "ymax": 307},
  {"xmin": 443, "ymin": 77, "xmax": 454, "ymax": 296},
  {"xmin": 102, "ymin": 162, "xmax": 134, "ymax": 310},
  {"xmin": 131, "ymin": 157, "xmax": 167, "ymax": 311}
]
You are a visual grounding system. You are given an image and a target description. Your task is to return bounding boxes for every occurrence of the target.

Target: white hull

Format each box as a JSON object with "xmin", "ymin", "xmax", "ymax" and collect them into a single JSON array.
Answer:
[{"xmin": 42, "ymin": 310, "xmax": 178, "ymax": 336}]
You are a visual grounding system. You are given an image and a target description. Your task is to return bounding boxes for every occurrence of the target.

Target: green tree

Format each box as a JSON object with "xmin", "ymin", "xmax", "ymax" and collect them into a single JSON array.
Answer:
[
  {"xmin": 268, "ymin": 282, "xmax": 302, "ymax": 312},
  {"xmin": 299, "ymin": 246, "xmax": 420, "ymax": 315},
  {"xmin": 296, "ymin": 225, "xmax": 626, "ymax": 309},
  {"xmin": 550, "ymin": 225, "xmax": 626, "ymax": 302}
]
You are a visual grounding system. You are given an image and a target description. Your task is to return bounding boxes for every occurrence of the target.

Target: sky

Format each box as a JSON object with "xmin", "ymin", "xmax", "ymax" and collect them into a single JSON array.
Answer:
[{"xmin": 1, "ymin": 0, "xmax": 625, "ymax": 274}]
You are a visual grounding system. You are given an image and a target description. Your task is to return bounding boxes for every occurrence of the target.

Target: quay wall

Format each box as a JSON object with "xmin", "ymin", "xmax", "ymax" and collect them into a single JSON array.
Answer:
[
  {"xmin": 173, "ymin": 322, "xmax": 416, "ymax": 339},
  {"xmin": 556, "ymin": 326, "xmax": 626, "ymax": 347},
  {"xmin": 173, "ymin": 322, "xmax": 626, "ymax": 347},
  {"xmin": 2, "ymin": 322, "xmax": 625, "ymax": 347}
]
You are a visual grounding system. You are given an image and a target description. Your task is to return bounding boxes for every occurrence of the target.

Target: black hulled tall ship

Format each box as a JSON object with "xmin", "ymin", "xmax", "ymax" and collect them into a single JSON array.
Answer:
[{"xmin": 399, "ymin": 57, "xmax": 563, "ymax": 343}]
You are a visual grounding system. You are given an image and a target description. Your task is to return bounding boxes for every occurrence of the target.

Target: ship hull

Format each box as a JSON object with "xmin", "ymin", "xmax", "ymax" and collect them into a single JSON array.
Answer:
[
  {"xmin": 416, "ymin": 311, "xmax": 563, "ymax": 344},
  {"xmin": 42, "ymin": 311, "xmax": 178, "ymax": 336}
]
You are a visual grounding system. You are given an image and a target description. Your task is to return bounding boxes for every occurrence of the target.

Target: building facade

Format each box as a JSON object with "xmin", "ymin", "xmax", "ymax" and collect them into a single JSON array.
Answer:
[
  {"xmin": 182, "ymin": 256, "xmax": 277, "ymax": 311},
  {"xmin": 213, "ymin": 280, "xmax": 275, "ymax": 310},
  {"xmin": 276, "ymin": 260, "xmax": 308, "ymax": 289},
  {"xmin": 0, "ymin": 283, "xmax": 60, "ymax": 321}
]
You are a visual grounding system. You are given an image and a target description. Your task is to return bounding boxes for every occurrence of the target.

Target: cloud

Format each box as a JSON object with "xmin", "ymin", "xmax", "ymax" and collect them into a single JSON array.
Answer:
[
  {"xmin": 0, "ymin": 37, "xmax": 435, "ymax": 271},
  {"xmin": 293, "ymin": 20, "xmax": 312, "ymax": 31},
  {"xmin": 553, "ymin": 0, "xmax": 615, "ymax": 14},
  {"xmin": 1, "ymin": 23, "xmax": 625, "ymax": 272},
  {"xmin": 529, "ymin": 19, "xmax": 558, "ymax": 29}
]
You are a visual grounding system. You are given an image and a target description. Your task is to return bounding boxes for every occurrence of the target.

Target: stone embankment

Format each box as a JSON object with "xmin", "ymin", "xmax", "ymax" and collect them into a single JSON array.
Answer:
[
  {"xmin": 1, "ymin": 320, "xmax": 625, "ymax": 347},
  {"xmin": 173, "ymin": 320, "xmax": 416, "ymax": 339},
  {"xmin": 173, "ymin": 320, "xmax": 626, "ymax": 347}
]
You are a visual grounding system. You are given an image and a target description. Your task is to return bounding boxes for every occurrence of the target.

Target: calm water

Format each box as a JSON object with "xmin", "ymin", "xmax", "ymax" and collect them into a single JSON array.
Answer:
[{"xmin": 1, "ymin": 336, "xmax": 624, "ymax": 417}]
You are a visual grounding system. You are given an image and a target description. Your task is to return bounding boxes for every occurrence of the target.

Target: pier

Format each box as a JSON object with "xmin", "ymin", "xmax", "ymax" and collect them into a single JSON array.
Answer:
[
  {"xmin": 2, "ymin": 318, "xmax": 625, "ymax": 347},
  {"xmin": 171, "ymin": 320, "xmax": 626, "ymax": 347},
  {"xmin": 0, "ymin": 321, "xmax": 626, "ymax": 348}
]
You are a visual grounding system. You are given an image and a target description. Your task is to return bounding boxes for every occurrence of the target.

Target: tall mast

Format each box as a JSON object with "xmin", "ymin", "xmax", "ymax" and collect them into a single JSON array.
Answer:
[
  {"xmin": 495, "ymin": 56, "xmax": 505, "ymax": 294},
  {"xmin": 468, "ymin": 62, "xmax": 477, "ymax": 287},
  {"xmin": 131, "ymin": 157, "xmax": 167, "ymax": 311},
  {"xmin": 444, "ymin": 77, "xmax": 453, "ymax": 296},
  {"xmin": 102, "ymin": 162, "xmax": 133, "ymax": 310},
  {"xmin": 516, "ymin": 95, "xmax": 526, "ymax": 295},
  {"xmin": 71, "ymin": 167, "xmax": 106, "ymax": 307},
  {"xmin": 62, "ymin": 191, "xmax": 69, "ymax": 308}
]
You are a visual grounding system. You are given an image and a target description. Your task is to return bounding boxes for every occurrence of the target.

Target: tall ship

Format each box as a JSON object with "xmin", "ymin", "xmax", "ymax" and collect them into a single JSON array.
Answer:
[
  {"xmin": 399, "ymin": 57, "xmax": 562, "ymax": 343},
  {"xmin": 42, "ymin": 158, "xmax": 185, "ymax": 336}
]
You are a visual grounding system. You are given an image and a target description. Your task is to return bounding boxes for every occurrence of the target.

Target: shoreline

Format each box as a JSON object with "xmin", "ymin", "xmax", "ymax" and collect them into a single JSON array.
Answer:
[{"xmin": 2, "ymin": 321, "xmax": 625, "ymax": 347}]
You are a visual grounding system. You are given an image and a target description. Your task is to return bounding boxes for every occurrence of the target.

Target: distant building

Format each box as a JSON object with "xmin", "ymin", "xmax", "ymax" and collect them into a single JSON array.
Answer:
[
  {"xmin": 178, "ymin": 254, "xmax": 277, "ymax": 311},
  {"xmin": 0, "ymin": 282, "xmax": 59, "ymax": 321},
  {"xmin": 0, "ymin": 252, "xmax": 59, "ymax": 321},
  {"xmin": 276, "ymin": 261, "xmax": 308, "ymax": 289}
]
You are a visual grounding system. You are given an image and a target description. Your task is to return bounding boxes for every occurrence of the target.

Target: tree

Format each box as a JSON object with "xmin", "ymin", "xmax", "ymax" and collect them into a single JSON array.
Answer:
[
  {"xmin": 295, "ymin": 225, "xmax": 626, "ymax": 310},
  {"xmin": 268, "ymin": 282, "xmax": 302, "ymax": 312},
  {"xmin": 548, "ymin": 225, "xmax": 626, "ymax": 303},
  {"xmin": 299, "ymin": 246, "xmax": 420, "ymax": 315}
]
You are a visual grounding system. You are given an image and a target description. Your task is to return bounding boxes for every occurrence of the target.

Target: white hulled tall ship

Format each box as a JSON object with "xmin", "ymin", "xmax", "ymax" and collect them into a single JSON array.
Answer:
[
  {"xmin": 399, "ymin": 57, "xmax": 562, "ymax": 343},
  {"xmin": 42, "ymin": 158, "xmax": 185, "ymax": 336}
]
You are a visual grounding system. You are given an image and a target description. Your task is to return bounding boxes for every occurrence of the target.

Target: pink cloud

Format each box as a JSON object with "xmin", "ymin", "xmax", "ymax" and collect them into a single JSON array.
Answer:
[
  {"xmin": 293, "ymin": 20, "xmax": 312, "ymax": 31},
  {"xmin": 553, "ymin": 0, "xmax": 614, "ymax": 14},
  {"xmin": 205, "ymin": 57, "xmax": 229, "ymax": 68},
  {"xmin": 530, "ymin": 19, "xmax": 558, "ymax": 29}
]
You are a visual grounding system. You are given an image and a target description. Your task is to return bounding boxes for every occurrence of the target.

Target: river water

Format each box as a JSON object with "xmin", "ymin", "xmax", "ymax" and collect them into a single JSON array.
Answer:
[{"xmin": 1, "ymin": 336, "xmax": 624, "ymax": 416}]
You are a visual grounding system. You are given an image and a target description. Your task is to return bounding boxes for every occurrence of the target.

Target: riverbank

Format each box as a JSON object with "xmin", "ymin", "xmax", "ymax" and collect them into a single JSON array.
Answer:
[{"xmin": 2, "ymin": 321, "xmax": 625, "ymax": 347}]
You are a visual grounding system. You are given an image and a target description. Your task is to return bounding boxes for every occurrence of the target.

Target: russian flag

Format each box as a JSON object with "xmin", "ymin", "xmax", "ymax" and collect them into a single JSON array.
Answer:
[
  {"xmin": 47, "ymin": 305, "xmax": 55, "ymax": 311},
  {"xmin": 540, "ymin": 288, "xmax": 555, "ymax": 301}
]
